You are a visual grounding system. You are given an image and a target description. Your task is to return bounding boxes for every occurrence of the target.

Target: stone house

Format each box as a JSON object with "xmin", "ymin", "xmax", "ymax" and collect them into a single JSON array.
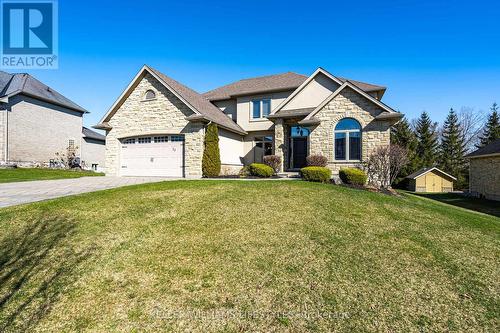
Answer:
[
  {"xmin": 95, "ymin": 66, "xmax": 402, "ymax": 178},
  {"xmin": 466, "ymin": 139, "xmax": 500, "ymax": 201},
  {"xmin": 0, "ymin": 71, "xmax": 105, "ymax": 171}
]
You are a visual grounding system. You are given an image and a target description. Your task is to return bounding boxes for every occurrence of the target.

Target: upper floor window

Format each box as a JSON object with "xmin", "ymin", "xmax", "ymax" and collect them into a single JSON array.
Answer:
[
  {"xmin": 252, "ymin": 99, "xmax": 271, "ymax": 119},
  {"xmin": 334, "ymin": 118, "xmax": 361, "ymax": 161},
  {"xmin": 144, "ymin": 90, "xmax": 156, "ymax": 100}
]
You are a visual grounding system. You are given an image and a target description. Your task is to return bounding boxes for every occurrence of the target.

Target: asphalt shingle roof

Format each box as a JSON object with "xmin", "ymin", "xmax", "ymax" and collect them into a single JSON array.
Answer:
[
  {"xmin": 147, "ymin": 66, "xmax": 246, "ymax": 134},
  {"xmin": 466, "ymin": 139, "xmax": 500, "ymax": 158},
  {"xmin": 82, "ymin": 126, "xmax": 105, "ymax": 141},
  {"xmin": 0, "ymin": 71, "xmax": 87, "ymax": 113},
  {"xmin": 203, "ymin": 72, "xmax": 386, "ymax": 101}
]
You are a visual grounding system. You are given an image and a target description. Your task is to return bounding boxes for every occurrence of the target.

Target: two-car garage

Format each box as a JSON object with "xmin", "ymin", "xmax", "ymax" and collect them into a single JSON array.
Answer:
[{"xmin": 120, "ymin": 135, "xmax": 184, "ymax": 177}]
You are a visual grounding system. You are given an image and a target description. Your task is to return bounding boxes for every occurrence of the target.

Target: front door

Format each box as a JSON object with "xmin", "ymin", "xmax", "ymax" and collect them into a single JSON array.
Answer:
[{"xmin": 291, "ymin": 137, "xmax": 307, "ymax": 169}]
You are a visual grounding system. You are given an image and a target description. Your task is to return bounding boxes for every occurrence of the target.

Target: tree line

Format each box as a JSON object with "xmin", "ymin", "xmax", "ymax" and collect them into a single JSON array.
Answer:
[{"xmin": 391, "ymin": 102, "xmax": 500, "ymax": 188}]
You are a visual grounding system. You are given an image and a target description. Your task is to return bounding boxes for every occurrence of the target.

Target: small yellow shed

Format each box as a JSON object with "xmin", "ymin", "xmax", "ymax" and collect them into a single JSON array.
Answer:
[{"xmin": 406, "ymin": 167, "xmax": 456, "ymax": 193}]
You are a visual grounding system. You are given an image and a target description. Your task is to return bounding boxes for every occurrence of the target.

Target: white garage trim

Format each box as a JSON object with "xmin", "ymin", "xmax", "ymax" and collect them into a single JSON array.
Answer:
[{"xmin": 119, "ymin": 135, "xmax": 185, "ymax": 177}]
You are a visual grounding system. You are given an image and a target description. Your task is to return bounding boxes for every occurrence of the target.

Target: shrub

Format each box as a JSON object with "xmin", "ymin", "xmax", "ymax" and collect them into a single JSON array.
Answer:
[
  {"xmin": 202, "ymin": 123, "xmax": 221, "ymax": 177},
  {"xmin": 306, "ymin": 154, "xmax": 328, "ymax": 167},
  {"xmin": 239, "ymin": 166, "xmax": 251, "ymax": 177},
  {"xmin": 300, "ymin": 166, "xmax": 331, "ymax": 183},
  {"xmin": 339, "ymin": 168, "xmax": 367, "ymax": 185},
  {"xmin": 249, "ymin": 163, "xmax": 274, "ymax": 177},
  {"xmin": 263, "ymin": 155, "xmax": 281, "ymax": 173}
]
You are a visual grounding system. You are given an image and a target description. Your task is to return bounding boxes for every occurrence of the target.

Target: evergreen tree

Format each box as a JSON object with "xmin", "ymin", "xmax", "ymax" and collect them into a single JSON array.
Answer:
[
  {"xmin": 477, "ymin": 103, "xmax": 500, "ymax": 147},
  {"xmin": 202, "ymin": 122, "xmax": 221, "ymax": 177},
  {"xmin": 439, "ymin": 108, "xmax": 466, "ymax": 186},
  {"xmin": 415, "ymin": 111, "xmax": 438, "ymax": 168},
  {"xmin": 391, "ymin": 117, "xmax": 419, "ymax": 177}
]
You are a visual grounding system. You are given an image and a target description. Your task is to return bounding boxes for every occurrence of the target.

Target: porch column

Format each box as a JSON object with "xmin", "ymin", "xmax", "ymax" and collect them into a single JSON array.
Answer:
[{"xmin": 274, "ymin": 119, "xmax": 285, "ymax": 173}]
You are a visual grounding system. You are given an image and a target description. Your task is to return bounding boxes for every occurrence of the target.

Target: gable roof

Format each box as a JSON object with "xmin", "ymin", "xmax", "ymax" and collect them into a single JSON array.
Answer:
[
  {"xmin": 82, "ymin": 126, "xmax": 105, "ymax": 141},
  {"xmin": 96, "ymin": 65, "xmax": 246, "ymax": 135},
  {"xmin": 303, "ymin": 80, "xmax": 399, "ymax": 121},
  {"xmin": 405, "ymin": 167, "xmax": 457, "ymax": 180},
  {"xmin": 203, "ymin": 70, "xmax": 385, "ymax": 102},
  {"xmin": 0, "ymin": 71, "xmax": 88, "ymax": 113},
  {"xmin": 466, "ymin": 139, "xmax": 500, "ymax": 158}
]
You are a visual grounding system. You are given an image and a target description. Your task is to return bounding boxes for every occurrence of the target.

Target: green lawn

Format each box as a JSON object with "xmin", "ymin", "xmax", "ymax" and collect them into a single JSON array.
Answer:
[
  {"xmin": 0, "ymin": 168, "xmax": 103, "ymax": 183},
  {"xmin": 412, "ymin": 192, "xmax": 500, "ymax": 218},
  {"xmin": 0, "ymin": 181, "xmax": 498, "ymax": 332}
]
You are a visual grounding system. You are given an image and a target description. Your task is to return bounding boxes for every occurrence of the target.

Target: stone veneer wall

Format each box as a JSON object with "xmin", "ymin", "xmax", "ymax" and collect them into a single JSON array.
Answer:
[
  {"xmin": 309, "ymin": 87, "xmax": 391, "ymax": 175},
  {"xmin": 469, "ymin": 156, "xmax": 500, "ymax": 201},
  {"xmin": 105, "ymin": 73, "xmax": 204, "ymax": 178}
]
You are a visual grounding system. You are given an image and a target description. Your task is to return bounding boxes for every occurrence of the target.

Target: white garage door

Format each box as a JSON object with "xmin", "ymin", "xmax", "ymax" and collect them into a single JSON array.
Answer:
[{"xmin": 120, "ymin": 135, "xmax": 184, "ymax": 177}]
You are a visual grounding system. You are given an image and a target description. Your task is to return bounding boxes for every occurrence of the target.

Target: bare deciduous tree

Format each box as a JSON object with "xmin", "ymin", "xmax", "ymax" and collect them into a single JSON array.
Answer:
[
  {"xmin": 365, "ymin": 145, "xmax": 409, "ymax": 189},
  {"xmin": 458, "ymin": 106, "xmax": 484, "ymax": 152}
]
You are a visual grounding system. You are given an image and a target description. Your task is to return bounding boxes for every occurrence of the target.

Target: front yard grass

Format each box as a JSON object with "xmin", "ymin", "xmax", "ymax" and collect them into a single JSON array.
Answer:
[
  {"xmin": 412, "ymin": 192, "xmax": 500, "ymax": 217},
  {"xmin": 0, "ymin": 180, "xmax": 498, "ymax": 332},
  {"xmin": 0, "ymin": 167, "xmax": 103, "ymax": 183}
]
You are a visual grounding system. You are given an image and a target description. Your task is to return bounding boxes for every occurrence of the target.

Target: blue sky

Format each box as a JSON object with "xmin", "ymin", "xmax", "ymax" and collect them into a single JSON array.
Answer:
[{"xmin": 11, "ymin": 0, "xmax": 500, "ymax": 129}]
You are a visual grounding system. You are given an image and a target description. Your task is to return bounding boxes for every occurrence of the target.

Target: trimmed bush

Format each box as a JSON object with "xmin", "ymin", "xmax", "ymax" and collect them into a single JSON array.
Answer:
[
  {"xmin": 339, "ymin": 168, "xmax": 367, "ymax": 185},
  {"xmin": 263, "ymin": 155, "xmax": 281, "ymax": 173},
  {"xmin": 249, "ymin": 163, "xmax": 274, "ymax": 177},
  {"xmin": 300, "ymin": 166, "xmax": 332, "ymax": 183},
  {"xmin": 306, "ymin": 154, "xmax": 328, "ymax": 167},
  {"xmin": 238, "ymin": 166, "xmax": 251, "ymax": 177},
  {"xmin": 202, "ymin": 123, "xmax": 221, "ymax": 177}
]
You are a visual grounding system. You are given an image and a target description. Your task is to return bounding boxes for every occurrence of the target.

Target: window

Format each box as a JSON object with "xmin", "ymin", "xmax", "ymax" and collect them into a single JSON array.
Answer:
[
  {"xmin": 138, "ymin": 137, "xmax": 152, "ymax": 144},
  {"xmin": 290, "ymin": 126, "xmax": 310, "ymax": 137},
  {"xmin": 144, "ymin": 90, "xmax": 156, "ymax": 100},
  {"xmin": 251, "ymin": 99, "xmax": 271, "ymax": 119},
  {"xmin": 123, "ymin": 138, "xmax": 136, "ymax": 144},
  {"xmin": 170, "ymin": 135, "xmax": 184, "ymax": 142},
  {"xmin": 334, "ymin": 118, "xmax": 361, "ymax": 161},
  {"xmin": 154, "ymin": 136, "xmax": 168, "ymax": 143},
  {"xmin": 254, "ymin": 136, "xmax": 273, "ymax": 163}
]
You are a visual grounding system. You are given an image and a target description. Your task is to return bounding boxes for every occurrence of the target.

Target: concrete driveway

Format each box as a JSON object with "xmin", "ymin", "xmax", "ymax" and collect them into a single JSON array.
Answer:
[{"xmin": 0, "ymin": 176, "xmax": 174, "ymax": 208}]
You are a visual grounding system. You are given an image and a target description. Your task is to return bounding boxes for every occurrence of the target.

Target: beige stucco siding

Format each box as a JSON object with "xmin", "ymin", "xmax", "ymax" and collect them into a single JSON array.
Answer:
[
  {"xmin": 213, "ymin": 100, "xmax": 237, "ymax": 121},
  {"xmin": 282, "ymin": 73, "xmax": 340, "ymax": 111},
  {"xmin": 236, "ymin": 90, "xmax": 292, "ymax": 132},
  {"xmin": 104, "ymin": 73, "xmax": 204, "ymax": 178},
  {"xmin": 469, "ymin": 156, "xmax": 500, "ymax": 201},
  {"xmin": 1, "ymin": 95, "xmax": 83, "ymax": 163},
  {"xmin": 219, "ymin": 128, "xmax": 244, "ymax": 166},
  {"xmin": 308, "ymin": 87, "xmax": 391, "ymax": 175}
]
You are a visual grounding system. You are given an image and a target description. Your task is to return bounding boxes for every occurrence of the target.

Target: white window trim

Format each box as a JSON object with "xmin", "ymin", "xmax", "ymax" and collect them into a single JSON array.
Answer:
[
  {"xmin": 250, "ymin": 98, "xmax": 271, "ymax": 121},
  {"xmin": 142, "ymin": 89, "xmax": 157, "ymax": 102},
  {"xmin": 334, "ymin": 129, "xmax": 361, "ymax": 162}
]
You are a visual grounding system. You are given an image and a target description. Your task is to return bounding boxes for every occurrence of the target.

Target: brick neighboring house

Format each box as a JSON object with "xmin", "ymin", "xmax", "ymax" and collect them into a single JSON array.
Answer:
[
  {"xmin": 0, "ymin": 71, "xmax": 105, "ymax": 171},
  {"xmin": 466, "ymin": 139, "xmax": 500, "ymax": 201},
  {"xmin": 96, "ymin": 65, "xmax": 402, "ymax": 178}
]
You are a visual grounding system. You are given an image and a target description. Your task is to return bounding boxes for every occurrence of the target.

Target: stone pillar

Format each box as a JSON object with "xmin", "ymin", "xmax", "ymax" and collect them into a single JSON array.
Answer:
[{"xmin": 274, "ymin": 119, "xmax": 285, "ymax": 172}]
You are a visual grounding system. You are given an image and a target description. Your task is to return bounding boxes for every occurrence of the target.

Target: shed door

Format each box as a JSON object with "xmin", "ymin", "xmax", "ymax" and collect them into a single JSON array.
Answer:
[
  {"xmin": 120, "ymin": 135, "xmax": 184, "ymax": 177},
  {"xmin": 425, "ymin": 173, "xmax": 442, "ymax": 192}
]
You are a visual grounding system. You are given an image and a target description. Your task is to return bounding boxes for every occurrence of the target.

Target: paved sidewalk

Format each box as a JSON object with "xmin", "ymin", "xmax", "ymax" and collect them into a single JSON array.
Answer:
[{"xmin": 0, "ymin": 176, "xmax": 173, "ymax": 208}]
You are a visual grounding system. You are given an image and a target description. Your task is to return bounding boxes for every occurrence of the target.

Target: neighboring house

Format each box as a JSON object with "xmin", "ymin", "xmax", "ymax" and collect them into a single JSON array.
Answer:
[
  {"xmin": 81, "ymin": 127, "xmax": 106, "ymax": 172},
  {"xmin": 0, "ymin": 71, "xmax": 104, "ymax": 170},
  {"xmin": 466, "ymin": 139, "xmax": 500, "ymax": 201},
  {"xmin": 405, "ymin": 167, "xmax": 456, "ymax": 193},
  {"xmin": 95, "ymin": 65, "xmax": 402, "ymax": 178}
]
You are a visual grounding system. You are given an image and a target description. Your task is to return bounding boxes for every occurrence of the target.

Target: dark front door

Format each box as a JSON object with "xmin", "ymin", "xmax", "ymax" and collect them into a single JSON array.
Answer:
[{"xmin": 292, "ymin": 137, "xmax": 307, "ymax": 169}]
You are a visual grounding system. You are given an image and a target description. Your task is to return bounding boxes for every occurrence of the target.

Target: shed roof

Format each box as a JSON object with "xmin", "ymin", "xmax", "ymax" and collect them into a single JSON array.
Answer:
[
  {"xmin": 406, "ymin": 167, "xmax": 457, "ymax": 181},
  {"xmin": 82, "ymin": 126, "xmax": 105, "ymax": 141}
]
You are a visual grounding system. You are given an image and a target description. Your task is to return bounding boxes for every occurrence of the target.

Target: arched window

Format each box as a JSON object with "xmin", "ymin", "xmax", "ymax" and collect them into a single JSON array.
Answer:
[
  {"xmin": 144, "ymin": 90, "xmax": 156, "ymax": 100},
  {"xmin": 334, "ymin": 118, "xmax": 361, "ymax": 161}
]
